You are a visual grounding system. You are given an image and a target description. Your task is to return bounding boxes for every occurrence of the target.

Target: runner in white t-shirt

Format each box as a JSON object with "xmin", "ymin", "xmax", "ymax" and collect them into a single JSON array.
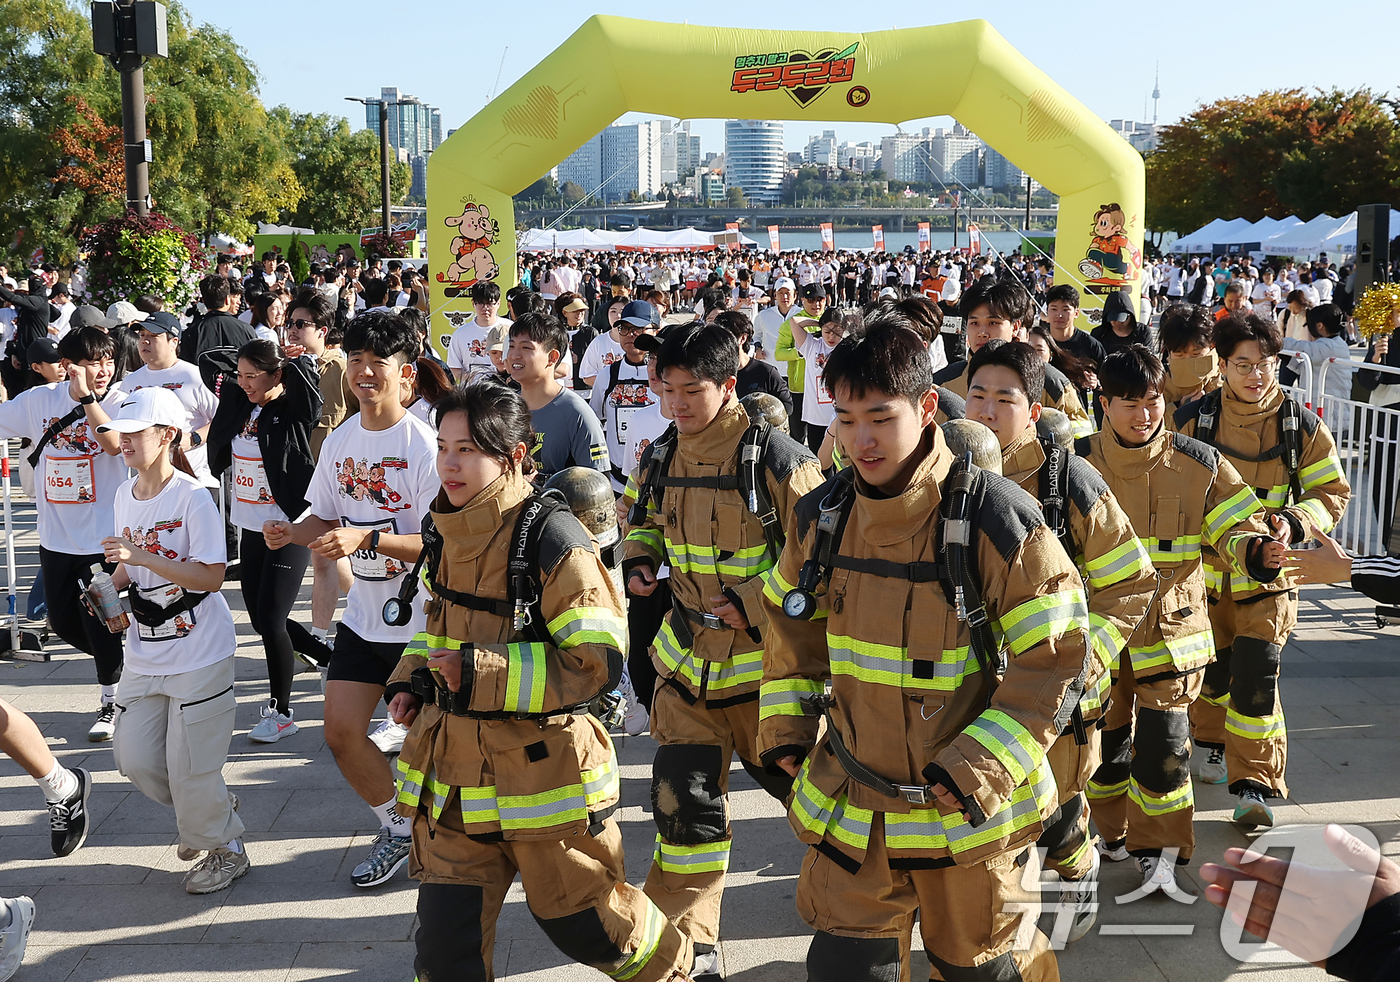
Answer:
[
  {"xmin": 0, "ymin": 327, "xmax": 126, "ymax": 740},
  {"xmin": 98, "ymin": 386, "xmax": 247, "ymax": 893},
  {"xmin": 121, "ymin": 311, "xmax": 219, "ymax": 487},
  {"xmin": 446, "ymin": 281, "xmax": 511, "ymax": 382},
  {"xmin": 263, "ymin": 311, "xmax": 437, "ymax": 889}
]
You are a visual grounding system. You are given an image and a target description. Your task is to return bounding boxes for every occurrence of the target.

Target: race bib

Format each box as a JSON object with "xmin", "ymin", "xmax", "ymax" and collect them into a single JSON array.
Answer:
[
  {"xmin": 233, "ymin": 454, "xmax": 273, "ymax": 505},
  {"xmin": 345, "ymin": 517, "xmax": 404, "ymax": 581},
  {"xmin": 613, "ymin": 403, "xmax": 642, "ymax": 439},
  {"xmin": 136, "ymin": 582, "xmax": 196, "ymax": 642},
  {"xmin": 44, "ymin": 455, "xmax": 95, "ymax": 504}
]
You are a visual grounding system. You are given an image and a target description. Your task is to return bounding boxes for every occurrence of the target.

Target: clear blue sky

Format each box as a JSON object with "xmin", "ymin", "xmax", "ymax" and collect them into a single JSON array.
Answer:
[{"xmin": 178, "ymin": 0, "xmax": 1400, "ymax": 158}]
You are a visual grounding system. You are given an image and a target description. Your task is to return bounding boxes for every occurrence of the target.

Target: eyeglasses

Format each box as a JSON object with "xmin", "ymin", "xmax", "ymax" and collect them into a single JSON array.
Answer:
[
  {"xmin": 1227, "ymin": 357, "xmax": 1277, "ymax": 378},
  {"xmin": 617, "ymin": 324, "xmax": 653, "ymax": 336},
  {"xmin": 287, "ymin": 318, "xmax": 317, "ymax": 330}
]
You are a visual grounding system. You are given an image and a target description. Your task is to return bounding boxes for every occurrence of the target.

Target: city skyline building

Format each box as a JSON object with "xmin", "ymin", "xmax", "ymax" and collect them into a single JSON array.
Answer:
[{"xmin": 723, "ymin": 119, "xmax": 785, "ymax": 203}]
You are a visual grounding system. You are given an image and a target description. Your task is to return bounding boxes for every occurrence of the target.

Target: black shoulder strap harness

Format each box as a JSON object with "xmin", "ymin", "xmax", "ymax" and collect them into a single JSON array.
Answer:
[
  {"xmin": 1037, "ymin": 437, "xmax": 1077, "ymax": 560},
  {"xmin": 627, "ymin": 419, "xmax": 786, "ymax": 563},
  {"xmin": 407, "ymin": 490, "xmax": 573, "ymax": 646},
  {"xmin": 28, "ymin": 393, "xmax": 109, "ymax": 468},
  {"xmin": 1191, "ymin": 388, "xmax": 1306, "ymax": 505},
  {"xmin": 793, "ymin": 454, "xmax": 1003, "ymax": 706}
]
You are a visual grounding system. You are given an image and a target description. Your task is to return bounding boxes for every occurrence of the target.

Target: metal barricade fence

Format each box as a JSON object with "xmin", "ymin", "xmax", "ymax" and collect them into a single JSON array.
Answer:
[
  {"xmin": 1315, "ymin": 356, "xmax": 1400, "ymax": 557},
  {"xmin": 1282, "ymin": 352, "xmax": 1313, "ymax": 412}
]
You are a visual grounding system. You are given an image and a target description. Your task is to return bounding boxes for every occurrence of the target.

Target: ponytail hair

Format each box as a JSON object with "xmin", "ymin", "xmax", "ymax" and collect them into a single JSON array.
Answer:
[{"xmin": 170, "ymin": 436, "xmax": 197, "ymax": 479}]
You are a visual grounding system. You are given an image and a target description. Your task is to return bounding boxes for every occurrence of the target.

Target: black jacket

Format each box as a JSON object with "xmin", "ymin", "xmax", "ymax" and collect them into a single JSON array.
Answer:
[
  {"xmin": 0, "ymin": 285, "xmax": 58, "ymax": 366},
  {"xmin": 736, "ymin": 358, "xmax": 793, "ymax": 415},
  {"xmin": 208, "ymin": 354, "xmax": 322, "ymax": 520},
  {"xmin": 178, "ymin": 311, "xmax": 256, "ymax": 367}
]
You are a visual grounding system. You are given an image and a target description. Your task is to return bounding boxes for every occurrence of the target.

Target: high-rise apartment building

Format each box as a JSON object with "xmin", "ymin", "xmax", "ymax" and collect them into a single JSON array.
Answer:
[{"xmin": 723, "ymin": 119, "xmax": 784, "ymax": 204}]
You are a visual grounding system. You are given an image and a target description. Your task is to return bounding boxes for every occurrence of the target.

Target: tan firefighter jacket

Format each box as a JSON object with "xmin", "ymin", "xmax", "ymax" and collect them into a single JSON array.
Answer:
[
  {"xmin": 757, "ymin": 426, "xmax": 1091, "ymax": 868},
  {"xmin": 1001, "ymin": 426, "xmax": 1155, "ymax": 719},
  {"xmin": 1174, "ymin": 380, "xmax": 1350, "ymax": 600},
  {"xmin": 1084, "ymin": 424, "xmax": 1277, "ymax": 679},
  {"xmin": 623, "ymin": 395, "xmax": 823, "ymax": 705},
  {"xmin": 388, "ymin": 470, "xmax": 629, "ymax": 839}
]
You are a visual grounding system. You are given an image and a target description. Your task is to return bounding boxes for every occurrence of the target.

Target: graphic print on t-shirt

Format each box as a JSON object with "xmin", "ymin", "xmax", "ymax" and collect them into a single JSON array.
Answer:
[
  {"xmin": 120, "ymin": 519, "xmax": 182, "ymax": 561},
  {"xmin": 43, "ymin": 416, "xmax": 102, "ymax": 456},
  {"xmin": 333, "ymin": 456, "xmax": 411, "ymax": 512}
]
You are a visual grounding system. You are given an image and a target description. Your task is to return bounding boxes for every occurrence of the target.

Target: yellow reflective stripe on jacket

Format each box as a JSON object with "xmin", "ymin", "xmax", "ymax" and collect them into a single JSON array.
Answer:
[
  {"xmin": 403, "ymin": 631, "xmax": 462, "ymax": 660},
  {"xmin": 789, "ymin": 759, "xmax": 874, "ymax": 851},
  {"xmin": 1084, "ymin": 537, "xmax": 1152, "ymax": 589},
  {"xmin": 547, "ymin": 606, "xmax": 627, "ymax": 650},
  {"xmin": 1079, "ymin": 668, "xmax": 1110, "ymax": 717},
  {"xmin": 1257, "ymin": 484, "xmax": 1290, "ymax": 510},
  {"xmin": 1126, "ymin": 629, "xmax": 1213, "ymax": 675},
  {"xmin": 1204, "ymin": 565, "xmax": 1225, "ymax": 594},
  {"xmin": 653, "ymin": 837, "xmax": 732, "ymax": 875},
  {"xmin": 625, "ymin": 525, "xmax": 665, "ymax": 557},
  {"xmin": 965, "ymin": 709, "xmax": 1046, "ymax": 789},
  {"xmin": 997, "ymin": 589, "xmax": 1087, "ymax": 657},
  {"xmin": 622, "ymin": 471, "xmax": 642, "ymax": 505},
  {"xmin": 1204, "ymin": 487, "xmax": 1262, "ymax": 545},
  {"xmin": 504, "ymin": 642, "xmax": 548, "ymax": 714},
  {"xmin": 1217, "ymin": 531, "xmax": 1257, "ymax": 577},
  {"xmin": 499, "ymin": 784, "xmax": 588, "ymax": 830},
  {"xmin": 458, "ymin": 785, "xmax": 501, "ymax": 825},
  {"xmin": 884, "ymin": 762, "xmax": 1054, "ymax": 855},
  {"xmin": 759, "ymin": 677, "xmax": 826, "ymax": 720},
  {"xmin": 827, "ymin": 633, "xmax": 979, "ymax": 691},
  {"xmin": 395, "ymin": 758, "xmax": 452, "ymax": 820},
  {"xmin": 1127, "ymin": 777, "xmax": 1194, "ymax": 817},
  {"xmin": 1069, "ymin": 414, "xmax": 1095, "ymax": 438},
  {"xmin": 582, "ymin": 756, "xmax": 620, "ymax": 809},
  {"xmin": 665, "ymin": 539, "xmax": 775, "ymax": 579},
  {"xmin": 1294, "ymin": 496, "xmax": 1337, "ymax": 534},
  {"xmin": 1225, "ymin": 708, "xmax": 1286, "ymax": 741},
  {"xmin": 762, "ymin": 565, "xmax": 828, "ymax": 620},
  {"xmin": 611, "ymin": 897, "xmax": 668, "ymax": 981},
  {"xmin": 1301, "ymin": 454, "xmax": 1344, "ymax": 490},
  {"xmin": 1087, "ymin": 612, "xmax": 1126, "ymax": 672},
  {"xmin": 1145, "ymin": 535, "xmax": 1202, "ymax": 564},
  {"xmin": 654, "ymin": 618, "xmax": 762, "ymax": 693}
]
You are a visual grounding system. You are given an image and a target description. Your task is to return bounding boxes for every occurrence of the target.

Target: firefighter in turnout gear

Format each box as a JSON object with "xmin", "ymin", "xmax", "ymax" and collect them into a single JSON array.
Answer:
[
  {"xmin": 385, "ymin": 382, "xmax": 693, "ymax": 982},
  {"xmin": 934, "ymin": 278, "xmax": 1093, "ymax": 437},
  {"xmin": 759, "ymin": 322, "xmax": 1090, "ymax": 982},
  {"xmin": 1082, "ymin": 345, "xmax": 1288, "ymax": 895},
  {"xmin": 1174, "ymin": 314, "xmax": 1350, "ymax": 828},
  {"xmin": 965, "ymin": 340, "xmax": 1156, "ymax": 942},
  {"xmin": 623, "ymin": 323, "xmax": 824, "ymax": 981},
  {"xmin": 1157, "ymin": 304, "xmax": 1223, "ymax": 420}
]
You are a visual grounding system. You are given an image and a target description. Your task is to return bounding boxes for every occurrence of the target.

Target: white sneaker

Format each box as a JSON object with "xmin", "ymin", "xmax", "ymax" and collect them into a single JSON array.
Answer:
[
  {"xmin": 1057, "ymin": 847, "xmax": 1100, "ymax": 944},
  {"xmin": 87, "ymin": 702, "xmax": 116, "ymax": 742},
  {"xmin": 1197, "ymin": 747, "xmax": 1228, "ymax": 785},
  {"xmin": 0, "ymin": 896, "xmax": 35, "ymax": 982},
  {"xmin": 1134, "ymin": 854, "xmax": 1193, "ymax": 900},
  {"xmin": 249, "ymin": 702, "xmax": 297, "ymax": 744},
  {"xmin": 616, "ymin": 671, "xmax": 649, "ymax": 736},
  {"xmin": 1095, "ymin": 837, "xmax": 1129, "ymax": 862},
  {"xmin": 367, "ymin": 719, "xmax": 408, "ymax": 755}
]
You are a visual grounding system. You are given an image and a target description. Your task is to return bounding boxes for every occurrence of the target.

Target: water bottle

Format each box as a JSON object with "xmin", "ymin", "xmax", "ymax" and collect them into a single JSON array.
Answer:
[{"xmin": 86, "ymin": 564, "xmax": 129, "ymax": 634}]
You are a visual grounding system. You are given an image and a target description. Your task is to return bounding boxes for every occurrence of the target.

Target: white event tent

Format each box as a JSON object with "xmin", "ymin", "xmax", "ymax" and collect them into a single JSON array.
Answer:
[{"xmin": 518, "ymin": 226, "xmax": 756, "ymax": 252}]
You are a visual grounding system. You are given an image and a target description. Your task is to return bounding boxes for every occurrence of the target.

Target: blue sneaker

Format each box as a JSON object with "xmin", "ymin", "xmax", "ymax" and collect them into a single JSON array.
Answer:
[{"xmin": 351, "ymin": 827, "xmax": 411, "ymax": 888}]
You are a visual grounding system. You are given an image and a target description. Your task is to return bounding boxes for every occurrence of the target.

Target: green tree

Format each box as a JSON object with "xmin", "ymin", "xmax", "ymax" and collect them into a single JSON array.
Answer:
[
  {"xmin": 1146, "ymin": 88, "xmax": 1400, "ymax": 233},
  {"xmin": 725, "ymin": 185, "xmax": 748, "ymax": 207},
  {"xmin": 269, "ymin": 108, "xmax": 410, "ymax": 233},
  {"xmin": 560, "ymin": 181, "xmax": 585, "ymax": 204}
]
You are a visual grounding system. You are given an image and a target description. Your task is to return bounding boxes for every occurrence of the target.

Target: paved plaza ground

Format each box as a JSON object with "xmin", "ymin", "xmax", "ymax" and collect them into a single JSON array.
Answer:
[{"xmin": 0, "ymin": 496, "xmax": 1396, "ymax": 981}]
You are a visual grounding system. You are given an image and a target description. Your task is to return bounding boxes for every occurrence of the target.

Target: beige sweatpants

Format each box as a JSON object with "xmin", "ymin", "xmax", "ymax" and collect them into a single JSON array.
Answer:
[{"xmin": 113, "ymin": 655, "xmax": 244, "ymax": 851}]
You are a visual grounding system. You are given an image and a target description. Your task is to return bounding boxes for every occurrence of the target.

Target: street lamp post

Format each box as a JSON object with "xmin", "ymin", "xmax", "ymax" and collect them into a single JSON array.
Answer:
[
  {"xmin": 91, "ymin": 1, "xmax": 168, "ymax": 217},
  {"xmin": 345, "ymin": 97, "xmax": 394, "ymax": 240}
]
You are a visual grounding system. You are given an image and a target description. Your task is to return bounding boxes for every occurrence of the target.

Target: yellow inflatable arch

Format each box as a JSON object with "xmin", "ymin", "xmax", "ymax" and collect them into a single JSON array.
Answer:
[{"xmin": 427, "ymin": 16, "xmax": 1144, "ymax": 352}]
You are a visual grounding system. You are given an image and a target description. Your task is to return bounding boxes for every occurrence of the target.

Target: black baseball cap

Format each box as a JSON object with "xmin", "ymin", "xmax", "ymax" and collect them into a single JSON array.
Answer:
[
  {"xmin": 799, "ymin": 282, "xmax": 827, "ymax": 301},
  {"xmin": 141, "ymin": 310, "xmax": 182, "ymax": 337},
  {"xmin": 26, "ymin": 337, "xmax": 60, "ymax": 365}
]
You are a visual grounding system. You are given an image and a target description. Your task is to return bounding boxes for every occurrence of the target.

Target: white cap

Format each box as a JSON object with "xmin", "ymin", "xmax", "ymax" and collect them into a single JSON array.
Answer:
[
  {"xmin": 105, "ymin": 301, "xmax": 147, "ymax": 325},
  {"xmin": 878, "ymin": 286, "xmax": 899, "ymax": 300},
  {"xmin": 772, "ymin": 277, "xmax": 796, "ymax": 292},
  {"xmin": 97, "ymin": 387, "xmax": 188, "ymax": 434}
]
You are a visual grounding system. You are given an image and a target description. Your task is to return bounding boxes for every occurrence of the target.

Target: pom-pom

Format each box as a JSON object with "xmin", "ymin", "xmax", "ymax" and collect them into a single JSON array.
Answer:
[{"xmin": 1354, "ymin": 282, "xmax": 1400, "ymax": 340}]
